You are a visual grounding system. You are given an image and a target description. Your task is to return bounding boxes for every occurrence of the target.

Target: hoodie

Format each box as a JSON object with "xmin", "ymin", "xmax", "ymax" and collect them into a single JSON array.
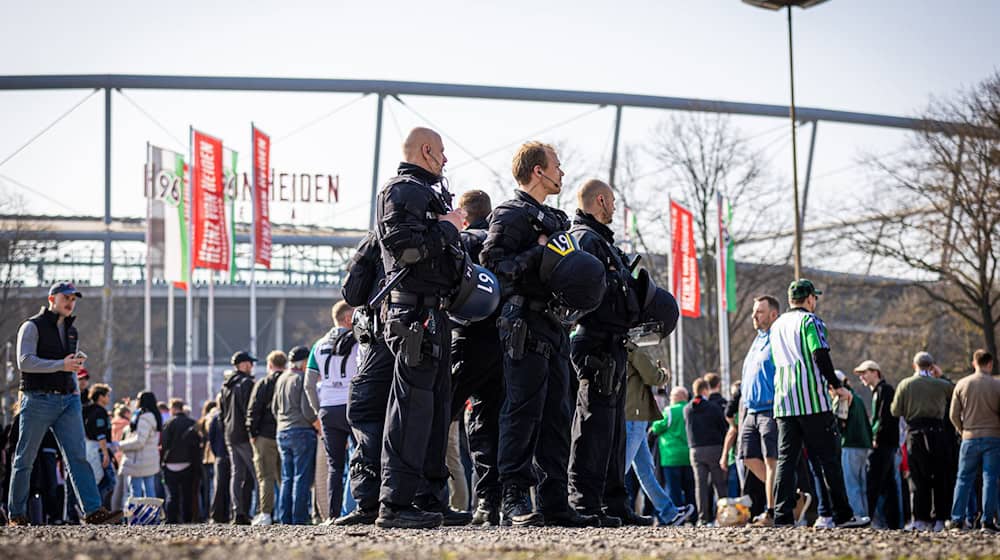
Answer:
[
  {"xmin": 683, "ymin": 393, "xmax": 729, "ymax": 448},
  {"xmin": 219, "ymin": 369, "xmax": 254, "ymax": 444}
]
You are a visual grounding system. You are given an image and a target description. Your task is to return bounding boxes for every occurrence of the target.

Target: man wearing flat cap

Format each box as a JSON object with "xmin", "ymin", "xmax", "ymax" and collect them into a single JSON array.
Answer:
[
  {"xmin": 219, "ymin": 350, "xmax": 258, "ymax": 524},
  {"xmin": 7, "ymin": 282, "xmax": 122, "ymax": 525},
  {"xmin": 769, "ymin": 279, "xmax": 869, "ymax": 528},
  {"xmin": 853, "ymin": 359, "xmax": 902, "ymax": 529}
]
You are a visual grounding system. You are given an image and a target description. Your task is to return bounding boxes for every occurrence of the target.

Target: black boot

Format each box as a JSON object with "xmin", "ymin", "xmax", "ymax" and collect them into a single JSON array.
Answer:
[
  {"xmin": 608, "ymin": 508, "xmax": 654, "ymax": 527},
  {"xmin": 500, "ymin": 486, "xmax": 543, "ymax": 527},
  {"xmin": 375, "ymin": 503, "xmax": 443, "ymax": 529},
  {"xmin": 334, "ymin": 507, "xmax": 378, "ymax": 526},
  {"xmin": 543, "ymin": 510, "xmax": 601, "ymax": 527},
  {"xmin": 471, "ymin": 497, "xmax": 501, "ymax": 526}
]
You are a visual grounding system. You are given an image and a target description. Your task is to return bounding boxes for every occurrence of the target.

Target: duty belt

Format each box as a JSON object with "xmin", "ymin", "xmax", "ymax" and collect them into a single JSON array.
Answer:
[{"xmin": 389, "ymin": 291, "xmax": 445, "ymax": 309}]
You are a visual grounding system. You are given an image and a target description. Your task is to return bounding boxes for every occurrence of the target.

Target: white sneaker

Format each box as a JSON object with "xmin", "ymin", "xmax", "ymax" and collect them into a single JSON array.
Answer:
[
  {"xmin": 251, "ymin": 512, "xmax": 272, "ymax": 526},
  {"xmin": 813, "ymin": 516, "xmax": 835, "ymax": 529}
]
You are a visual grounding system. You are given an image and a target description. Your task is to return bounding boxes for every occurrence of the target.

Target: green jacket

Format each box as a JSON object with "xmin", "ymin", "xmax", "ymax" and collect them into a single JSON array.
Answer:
[
  {"xmin": 840, "ymin": 388, "xmax": 873, "ymax": 449},
  {"xmin": 625, "ymin": 344, "xmax": 668, "ymax": 422},
  {"xmin": 651, "ymin": 401, "xmax": 690, "ymax": 467}
]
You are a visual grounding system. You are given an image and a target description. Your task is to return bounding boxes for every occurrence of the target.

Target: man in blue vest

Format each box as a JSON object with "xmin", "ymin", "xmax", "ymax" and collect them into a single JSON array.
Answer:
[{"xmin": 7, "ymin": 282, "xmax": 122, "ymax": 526}]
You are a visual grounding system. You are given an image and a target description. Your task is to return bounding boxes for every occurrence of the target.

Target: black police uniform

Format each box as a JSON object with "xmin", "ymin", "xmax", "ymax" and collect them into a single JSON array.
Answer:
[
  {"xmin": 567, "ymin": 209, "xmax": 642, "ymax": 520},
  {"xmin": 341, "ymin": 233, "xmax": 396, "ymax": 518},
  {"xmin": 375, "ymin": 162, "xmax": 464, "ymax": 512},
  {"xmin": 449, "ymin": 218, "xmax": 504, "ymax": 515},
  {"xmin": 480, "ymin": 189, "xmax": 576, "ymax": 518}
]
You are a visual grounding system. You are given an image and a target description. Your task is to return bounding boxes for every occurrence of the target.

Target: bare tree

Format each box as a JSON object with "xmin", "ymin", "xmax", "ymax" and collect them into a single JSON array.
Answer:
[{"xmin": 850, "ymin": 72, "xmax": 1000, "ymax": 357}]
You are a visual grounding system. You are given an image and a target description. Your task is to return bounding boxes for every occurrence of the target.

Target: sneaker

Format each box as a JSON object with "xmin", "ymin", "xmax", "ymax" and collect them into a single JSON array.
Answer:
[
  {"xmin": 793, "ymin": 491, "xmax": 812, "ymax": 525},
  {"xmin": 664, "ymin": 505, "xmax": 696, "ymax": 527},
  {"xmin": 836, "ymin": 516, "xmax": 871, "ymax": 529},
  {"xmin": 813, "ymin": 516, "xmax": 835, "ymax": 529},
  {"xmin": 471, "ymin": 497, "xmax": 500, "ymax": 526},
  {"xmin": 320, "ymin": 517, "xmax": 337, "ymax": 526},
  {"xmin": 334, "ymin": 508, "xmax": 378, "ymax": 526},
  {"xmin": 932, "ymin": 520, "xmax": 945, "ymax": 532},
  {"xmin": 910, "ymin": 520, "xmax": 933, "ymax": 531},
  {"xmin": 375, "ymin": 503, "xmax": 443, "ymax": 529},
  {"xmin": 697, "ymin": 520, "xmax": 718, "ymax": 528},
  {"xmin": 500, "ymin": 486, "xmax": 543, "ymax": 527},
  {"xmin": 982, "ymin": 521, "xmax": 1000, "ymax": 534},
  {"xmin": 945, "ymin": 519, "xmax": 969, "ymax": 532},
  {"xmin": 595, "ymin": 513, "xmax": 623, "ymax": 528},
  {"xmin": 543, "ymin": 510, "xmax": 601, "ymax": 528},
  {"xmin": 438, "ymin": 508, "xmax": 473, "ymax": 527},
  {"xmin": 751, "ymin": 511, "xmax": 775, "ymax": 527},
  {"xmin": 610, "ymin": 508, "xmax": 654, "ymax": 527},
  {"xmin": 83, "ymin": 507, "xmax": 123, "ymax": 525},
  {"xmin": 251, "ymin": 512, "xmax": 273, "ymax": 526},
  {"xmin": 7, "ymin": 515, "xmax": 30, "ymax": 527}
]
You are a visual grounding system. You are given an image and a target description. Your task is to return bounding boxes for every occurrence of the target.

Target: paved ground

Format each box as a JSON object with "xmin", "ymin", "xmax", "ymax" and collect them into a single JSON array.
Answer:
[{"xmin": 3, "ymin": 524, "xmax": 1000, "ymax": 559}]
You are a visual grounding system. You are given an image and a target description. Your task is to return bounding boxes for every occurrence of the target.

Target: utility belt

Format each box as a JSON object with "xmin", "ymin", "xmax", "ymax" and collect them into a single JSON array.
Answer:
[
  {"xmin": 574, "ymin": 327, "xmax": 625, "ymax": 397},
  {"xmin": 388, "ymin": 291, "xmax": 448, "ymax": 310},
  {"xmin": 384, "ymin": 298, "xmax": 444, "ymax": 367}
]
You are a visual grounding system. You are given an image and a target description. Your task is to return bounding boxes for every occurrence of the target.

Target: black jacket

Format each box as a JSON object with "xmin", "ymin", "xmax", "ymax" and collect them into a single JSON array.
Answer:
[
  {"xmin": 481, "ymin": 189, "xmax": 570, "ymax": 302},
  {"xmin": 708, "ymin": 392, "xmax": 728, "ymax": 414},
  {"xmin": 684, "ymin": 394, "xmax": 729, "ymax": 448},
  {"xmin": 219, "ymin": 370, "xmax": 254, "ymax": 444},
  {"xmin": 82, "ymin": 402, "xmax": 111, "ymax": 442},
  {"xmin": 871, "ymin": 380, "xmax": 899, "ymax": 449},
  {"xmin": 161, "ymin": 412, "xmax": 202, "ymax": 465},
  {"xmin": 246, "ymin": 370, "xmax": 283, "ymax": 439},
  {"xmin": 21, "ymin": 307, "xmax": 78, "ymax": 393},
  {"xmin": 376, "ymin": 163, "xmax": 464, "ymax": 296},
  {"xmin": 571, "ymin": 210, "xmax": 640, "ymax": 334}
]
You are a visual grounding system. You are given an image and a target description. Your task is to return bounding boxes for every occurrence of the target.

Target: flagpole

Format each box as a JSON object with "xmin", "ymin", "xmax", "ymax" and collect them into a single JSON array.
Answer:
[
  {"xmin": 249, "ymin": 123, "xmax": 257, "ymax": 359},
  {"xmin": 667, "ymin": 195, "xmax": 678, "ymax": 388},
  {"xmin": 716, "ymin": 191, "xmax": 731, "ymax": 396},
  {"xmin": 167, "ymin": 283, "xmax": 174, "ymax": 399},
  {"xmin": 207, "ymin": 269, "xmax": 214, "ymax": 407},
  {"xmin": 144, "ymin": 142, "xmax": 153, "ymax": 391},
  {"xmin": 185, "ymin": 126, "xmax": 194, "ymax": 404}
]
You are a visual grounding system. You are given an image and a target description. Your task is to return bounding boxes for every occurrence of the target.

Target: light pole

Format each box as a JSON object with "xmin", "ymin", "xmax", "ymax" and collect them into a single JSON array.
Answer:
[{"xmin": 743, "ymin": 0, "xmax": 828, "ymax": 279}]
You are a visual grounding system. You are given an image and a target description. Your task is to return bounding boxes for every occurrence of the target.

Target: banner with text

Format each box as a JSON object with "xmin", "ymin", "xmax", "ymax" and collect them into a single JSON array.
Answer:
[
  {"xmin": 670, "ymin": 199, "xmax": 701, "ymax": 318},
  {"xmin": 192, "ymin": 129, "xmax": 230, "ymax": 271},
  {"xmin": 146, "ymin": 145, "xmax": 189, "ymax": 289},
  {"xmin": 252, "ymin": 126, "xmax": 272, "ymax": 268}
]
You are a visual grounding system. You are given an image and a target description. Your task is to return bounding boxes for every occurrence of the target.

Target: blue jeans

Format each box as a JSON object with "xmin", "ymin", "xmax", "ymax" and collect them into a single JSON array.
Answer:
[
  {"xmin": 130, "ymin": 475, "xmax": 158, "ymax": 499},
  {"xmin": 661, "ymin": 465, "xmax": 695, "ymax": 513},
  {"xmin": 951, "ymin": 437, "xmax": 1000, "ymax": 524},
  {"xmin": 624, "ymin": 421, "xmax": 677, "ymax": 523},
  {"xmin": 278, "ymin": 427, "xmax": 317, "ymax": 524},
  {"xmin": 841, "ymin": 447, "xmax": 869, "ymax": 519},
  {"xmin": 7, "ymin": 391, "xmax": 102, "ymax": 517}
]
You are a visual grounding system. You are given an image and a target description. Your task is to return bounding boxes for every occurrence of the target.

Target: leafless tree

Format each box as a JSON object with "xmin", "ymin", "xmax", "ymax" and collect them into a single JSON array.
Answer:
[{"xmin": 849, "ymin": 72, "xmax": 1000, "ymax": 357}]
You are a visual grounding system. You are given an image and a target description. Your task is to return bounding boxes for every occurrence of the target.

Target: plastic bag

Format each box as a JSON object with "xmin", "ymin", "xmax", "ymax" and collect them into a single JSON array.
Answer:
[
  {"xmin": 124, "ymin": 496, "xmax": 164, "ymax": 525},
  {"xmin": 716, "ymin": 495, "xmax": 752, "ymax": 526}
]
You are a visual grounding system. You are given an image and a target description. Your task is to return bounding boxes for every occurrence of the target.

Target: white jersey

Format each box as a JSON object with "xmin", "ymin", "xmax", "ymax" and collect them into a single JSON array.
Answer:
[{"xmin": 306, "ymin": 327, "xmax": 359, "ymax": 407}]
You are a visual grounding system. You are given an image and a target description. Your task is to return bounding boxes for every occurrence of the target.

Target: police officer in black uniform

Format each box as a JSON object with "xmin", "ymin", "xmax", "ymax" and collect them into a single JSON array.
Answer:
[
  {"xmin": 566, "ymin": 179, "xmax": 651, "ymax": 526},
  {"xmin": 374, "ymin": 127, "xmax": 466, "ymax": 529},
  {"xmin": 450, "ymin": 189, "xmax": 505, "ymax": 525},
  {"xmin": 480, "ymin": 141, "xmax": 598, "ymax": 528},
  {"xmin": 334, "ymin": 231, "xmax": 395, "ymax": 526}
]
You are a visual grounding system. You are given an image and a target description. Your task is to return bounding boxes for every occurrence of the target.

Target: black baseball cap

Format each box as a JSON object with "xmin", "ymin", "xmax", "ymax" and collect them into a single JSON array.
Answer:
[
  {"xmin": 49, "ymin": 282, "xmax": 83, "ymax": 298},
  {"xmin": 288, "ymin": 345, "xmax": 310, "ymax": 363},
  {"xmin": 230, "ymin": 351, "xmax": 257, "ymax": 366},
  {"xmin": 788, "ymin": 279, "xmax": 822, "ymax": 300}
]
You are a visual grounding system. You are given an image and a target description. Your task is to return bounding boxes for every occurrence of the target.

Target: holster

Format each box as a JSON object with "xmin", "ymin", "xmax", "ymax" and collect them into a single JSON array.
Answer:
[
  {"xmin": 498, "ymin": 317, "xmax": 528, "ymax": 361},
  {"xmin": 583, "ymin": 353, "xmax": 615, "ymax": 397},
  {"xmin": 353, "ymin": 307, "xmax": 378, "ymax": 345},
  {"xmin": 389, "ymin": 319, "xmax": 425, "ymax": 367}
]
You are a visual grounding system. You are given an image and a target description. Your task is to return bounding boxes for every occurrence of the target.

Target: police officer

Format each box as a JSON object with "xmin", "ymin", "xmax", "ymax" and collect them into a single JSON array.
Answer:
[
  {"xmin": 450, "ymin": 189, "xmax": 504, "ymax": 525},
  {"xmin": 480, "ymin": 141, "xmax": 598, "ymax": 528},
  {"xmin": 566, "ymin": 179, "xmax": 650, "ymax": 526},
  {"xmin": 374, "ymin": 127, "xmax": 466, "ymax": 529},
  {"xmin": 335, "ymin": 231, "xmax": 395, "ymax": 526}
]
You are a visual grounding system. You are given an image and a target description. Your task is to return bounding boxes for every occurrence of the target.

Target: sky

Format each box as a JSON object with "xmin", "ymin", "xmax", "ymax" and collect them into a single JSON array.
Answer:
[{"xmin": 0, "ymin": 0, "xmax": 997, "ymax": 274}]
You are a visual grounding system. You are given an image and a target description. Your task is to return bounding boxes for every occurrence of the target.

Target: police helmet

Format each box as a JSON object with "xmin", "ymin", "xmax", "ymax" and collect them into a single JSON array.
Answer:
[
  {"xmin": 640, "ymin": 287, "xmax": 680, "ymax": 337},
  {"xmin": 448, "ymin": 258, "xmax": 501, "ymax": 325},
  {"xmin": 549, "ymin": 252, "xmax": 606, "ymax": 313},
  {"xmin": 634, "ymin": 268, "xmax": 658, "ymax": 312}
]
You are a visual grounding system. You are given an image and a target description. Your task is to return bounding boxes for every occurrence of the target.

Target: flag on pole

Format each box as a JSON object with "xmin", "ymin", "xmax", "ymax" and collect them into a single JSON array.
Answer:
[
  {"xmin": 224, "ymin": 148, "xmax": 239, "ymax": 283},
  {"xmin": 191, "ymin": 129, "xmax": 230, "ymax": 271},
  {"xmin": 149, "ymin": 145, "xmax": 190, "ymax": 290},
  {"xmin": 670, "ymin": 199, "xmax": 700, "ymax": 318},
  {"xmin": 718, "ymin": 192, "xmax": 737, "ymax": 313},
  {"xmin": 252, "ymin": 126, "xmax": 272, "ymax": 268}
]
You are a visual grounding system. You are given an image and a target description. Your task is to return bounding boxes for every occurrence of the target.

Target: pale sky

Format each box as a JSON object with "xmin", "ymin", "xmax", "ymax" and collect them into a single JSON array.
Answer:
[{"xmin": 0, "ymin": 0, "xmax": 997, "ymax": 273}]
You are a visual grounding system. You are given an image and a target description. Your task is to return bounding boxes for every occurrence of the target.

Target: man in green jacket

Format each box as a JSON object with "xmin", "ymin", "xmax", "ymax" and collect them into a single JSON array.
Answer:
[
  {"xmin": 831, "ymin": 371, "xmax": 872, "ymax": 523},
  {"xmin": 651, "ymin": 386, "xmax": 695, "ymax": 517}
]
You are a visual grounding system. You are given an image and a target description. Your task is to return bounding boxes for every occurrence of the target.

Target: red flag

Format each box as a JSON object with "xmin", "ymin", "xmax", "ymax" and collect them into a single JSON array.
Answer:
[
  {"xmin": 670, "ymin": 200, "xmax": 701, "ymax": 318},
  {"xmin": 192, "ymin": 129, "xmax": 229, "ymax": 271},
  {"xmin": 252, "ymin": 126, "xmax": 272, "ymax": 268}
]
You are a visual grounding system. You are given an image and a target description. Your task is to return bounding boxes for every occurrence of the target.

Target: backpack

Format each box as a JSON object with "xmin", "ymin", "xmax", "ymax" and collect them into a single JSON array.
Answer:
[{"xmin": 342, "ymin": 232, "xmax": 382, "ymax": 307}]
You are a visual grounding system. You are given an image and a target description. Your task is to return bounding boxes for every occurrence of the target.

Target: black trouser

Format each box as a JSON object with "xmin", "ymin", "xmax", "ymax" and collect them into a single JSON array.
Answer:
[
  {"xmin": 496, "ymin": 304, "xmax": 573, "ymax": 515},
  {"xmin": 210, "ymin": 452, "xmax": 231, "ymax": 522},
  {"xmin": 164, "ymin": 466, "xmax": 196, "ymax": 523},
  {"xmin": 450, "ymin": 323, "xmax": 504, "ymax": 503},
  {"xmin": 567, "ymin": 333, "xmax": 628, "ymax": 514},
  {"xmin": 867, "ymin": 446, "xmax": 901, "ymax": 529},
  {"xmin": 320, "ymin": 405, "xmax": 351, "ymax": 519},
  {"xmin": 774, "ymin": 412, "xmax": 853, "ymax": 525},
  {"xmin": 379, "ymin": 304, "xmax": 452, "ymax": 509},
  {"xmin": 346, "ymin": 337, "xmax": 394, "ymax": 513},
  {"xmin": 906, "ymin": 419, "xmax": 956, "ymax": 523},
  {"xmin": 227, "ymin": 441, "xmax": 256, "ymax": 519}
]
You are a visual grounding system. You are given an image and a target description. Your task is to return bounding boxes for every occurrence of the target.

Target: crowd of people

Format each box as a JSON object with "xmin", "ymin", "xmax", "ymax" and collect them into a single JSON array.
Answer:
[{"xmin": 2, "ymin": 130, "xmax": 998, "ymax": 534}]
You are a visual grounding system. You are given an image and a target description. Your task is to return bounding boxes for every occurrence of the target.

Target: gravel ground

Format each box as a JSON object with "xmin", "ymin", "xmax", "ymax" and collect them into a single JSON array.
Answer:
[{"xmin": 2, "ymin": 524, "xmax": 1000, "ymax": 560}]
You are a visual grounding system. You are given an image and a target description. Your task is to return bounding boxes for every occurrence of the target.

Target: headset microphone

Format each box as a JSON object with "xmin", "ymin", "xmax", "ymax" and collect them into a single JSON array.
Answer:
[{"xmin": 540, "ymin": 172, "xmax": 560, "ymax": 189}]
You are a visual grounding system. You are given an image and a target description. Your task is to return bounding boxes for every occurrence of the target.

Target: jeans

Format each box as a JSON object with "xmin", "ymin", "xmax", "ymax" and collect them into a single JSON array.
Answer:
[
  {"xmin": 950, "ymin": 437, "xmax": 1000, "ymax": 524},
  {"xmin": 841, "ymin": 447, "xmax": 869, "ymax": 519},
  {"xmin": 130, "ymin": 475, "xmax": 158, "ymax": 498},
  {"xmin": 662, "ymin": 465, "xmax": 696, "ymax": 514},
  {"xmin": 278, "ymin": 427, "xmax": 317, "ymax": 524},
  {"xmin": 624, "ymin": 421, "xmax": 677, "ymax": 523},
  {"xmin": 8, "ymin": 391, "xmax": 102, "ymax": 517}
]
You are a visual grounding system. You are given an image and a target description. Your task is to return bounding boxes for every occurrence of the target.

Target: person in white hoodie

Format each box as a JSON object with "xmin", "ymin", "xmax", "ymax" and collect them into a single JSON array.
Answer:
[{"xmin": 119, "ymin": 391, "xmax": 163, "ymax": 498}]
